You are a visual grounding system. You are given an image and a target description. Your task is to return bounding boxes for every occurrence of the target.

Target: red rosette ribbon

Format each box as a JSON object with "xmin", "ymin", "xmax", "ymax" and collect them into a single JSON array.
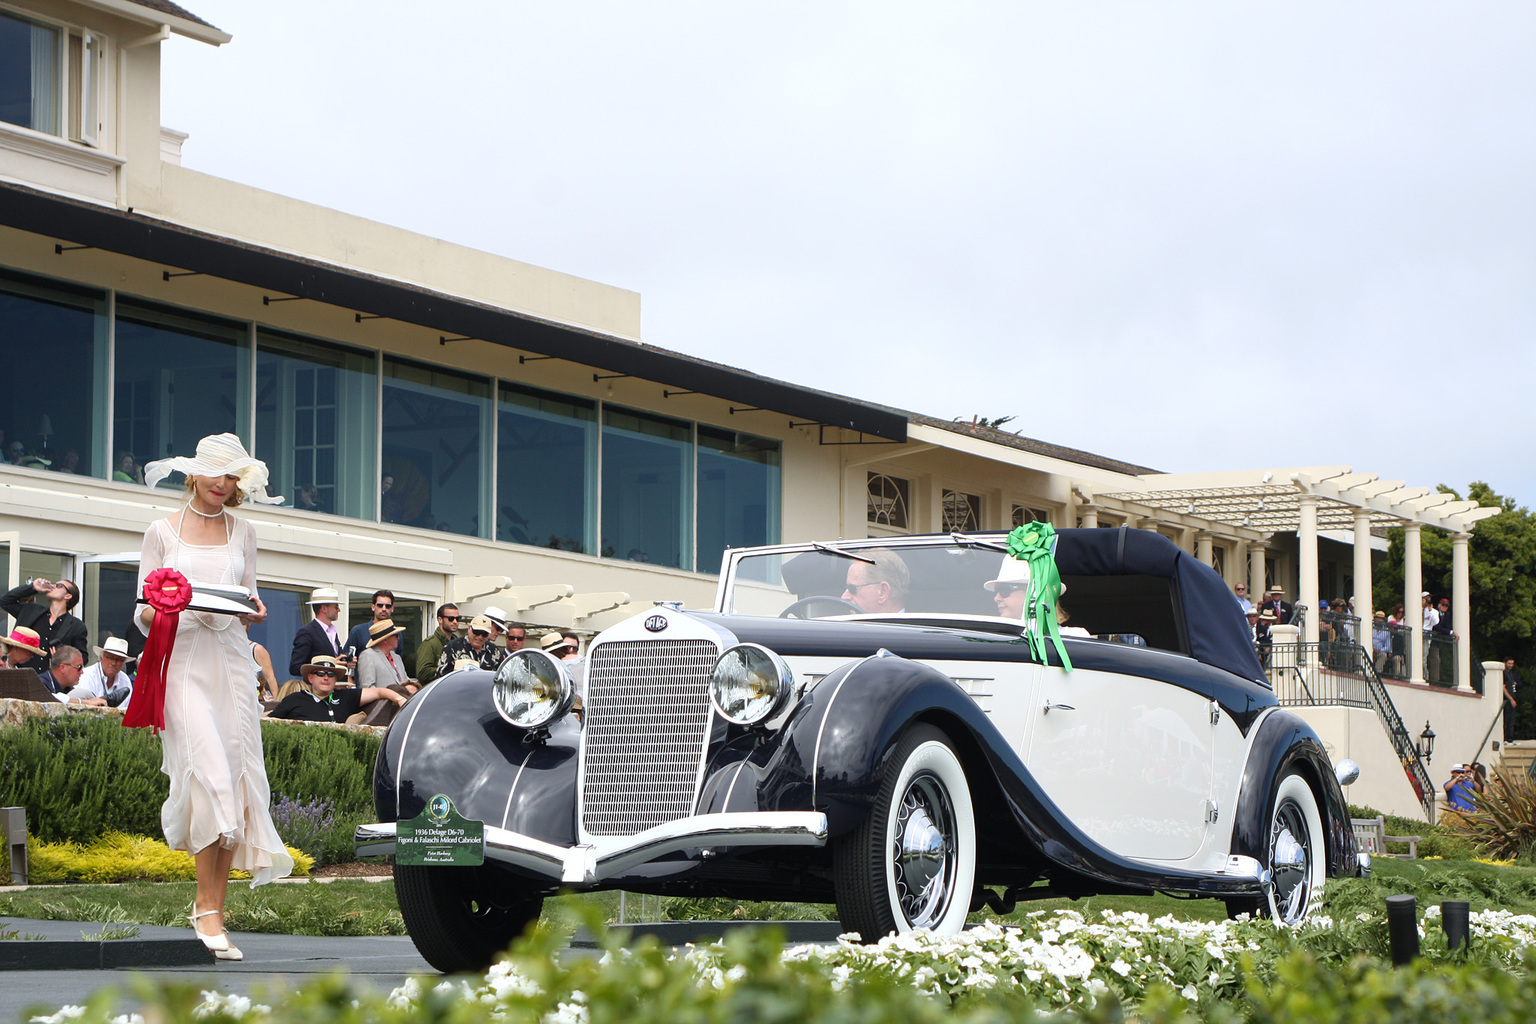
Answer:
[{"xmin": 122, "ymin": 568, "xmax": 193, "ymax": 732}]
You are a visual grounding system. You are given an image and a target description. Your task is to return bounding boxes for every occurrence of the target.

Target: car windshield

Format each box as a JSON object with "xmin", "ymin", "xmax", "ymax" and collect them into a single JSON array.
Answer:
[{"xmin": 722, "ymin": 535, "xmax": 1039, "ymax": 622}]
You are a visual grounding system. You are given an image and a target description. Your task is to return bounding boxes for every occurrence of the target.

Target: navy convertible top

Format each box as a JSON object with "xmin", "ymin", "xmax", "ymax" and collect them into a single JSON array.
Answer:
[{"xmin": 1053, "ymin": 527, "xmax": 1267, "ymax": 685}]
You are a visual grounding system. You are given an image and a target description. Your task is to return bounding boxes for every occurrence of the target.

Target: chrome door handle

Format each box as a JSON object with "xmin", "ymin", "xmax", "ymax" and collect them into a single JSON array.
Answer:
[{"xmin": 1043, "ymin": 699, "xmax": 1075, "ymax": 715}]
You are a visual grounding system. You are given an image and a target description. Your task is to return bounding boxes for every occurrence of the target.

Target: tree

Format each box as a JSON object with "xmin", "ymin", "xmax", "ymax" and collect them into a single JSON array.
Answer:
[{"xmin": 1373, "ymin": 482, "xmax": 1536, "ymax": 738}]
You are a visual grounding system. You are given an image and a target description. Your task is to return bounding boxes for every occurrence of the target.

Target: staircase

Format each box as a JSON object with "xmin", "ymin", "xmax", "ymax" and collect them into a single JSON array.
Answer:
[{"xmin": 1500, "ymin": 741, "xmax": 1536, "ymax": 781}]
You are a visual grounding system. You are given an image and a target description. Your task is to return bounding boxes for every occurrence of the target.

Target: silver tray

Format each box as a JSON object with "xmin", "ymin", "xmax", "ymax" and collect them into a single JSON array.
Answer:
[{"xmin": 137, "ymin": 583, "xmax": 260, "ymax": 616}]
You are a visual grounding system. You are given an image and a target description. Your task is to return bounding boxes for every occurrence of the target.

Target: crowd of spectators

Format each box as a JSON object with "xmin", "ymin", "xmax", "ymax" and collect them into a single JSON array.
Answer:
[{"xmin": 0, "ymin": 567, "xmax": 584, "ymax": 729}]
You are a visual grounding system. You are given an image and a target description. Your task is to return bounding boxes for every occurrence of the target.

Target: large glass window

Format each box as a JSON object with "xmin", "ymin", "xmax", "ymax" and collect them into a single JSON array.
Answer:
[
  {"xmin": 0, "ymin": 10, "xmax": 59, "ymax": 135},
  {"xmin": 114, "ymin": 299, "xmax": 251, "ymax": 484},
  {"xmin": 496, "ymin": 383, "xmax": 596, "ymax": 552},
  {"xmin": 256, "ymin": 330, "xmax": 377, "ymax": 521},
  {"xmin": 602, "ymin": 407, "xmax": 692, "ymax": 569},
  {"xmin": 381, "ymin": 358, "xmax": 491, "ymax": 536},
  {"xmin": 0, "ymin": 268, "xmax": 107, "ymax": 477},
  {"xmin": 696, "ymin": 427, "xmax": 779, "ymax": 573}
]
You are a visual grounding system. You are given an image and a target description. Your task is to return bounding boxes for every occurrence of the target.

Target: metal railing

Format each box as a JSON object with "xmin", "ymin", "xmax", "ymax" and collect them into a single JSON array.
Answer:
[
  {"xmin": 1266, "ymin": 640, "xmax": 1437, "ymax": 821},
  {"xmin": 1366, "ymin": 623, "xmax": 1459, "ymax": 688}
]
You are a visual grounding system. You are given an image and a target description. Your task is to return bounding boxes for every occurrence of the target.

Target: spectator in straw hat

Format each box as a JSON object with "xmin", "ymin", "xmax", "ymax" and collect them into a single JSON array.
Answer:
[
  {"xmin": 438, "ymin": 615, "xmax": 505, "ymax": 675},
  {"xmin": 356, "ymin": 618, "xmax": 417, "ymax": 696},
  {"xmin": 70, "ymin": 636, "xmax": 137, "ymax": 707},
  {"xmin": 268, "ymin": 655, "xmax": 406, "ymax": 723},
  {"xmin": 0, "ymin": 625, "xmax": 48, "ymax": 672},
  {"xmin": 540, "ymin": 631, "xmax": 579, "ymax": 661},
  {"xmin": 289, "ymin": 586, "xmax": 344, "ymax": 677}
]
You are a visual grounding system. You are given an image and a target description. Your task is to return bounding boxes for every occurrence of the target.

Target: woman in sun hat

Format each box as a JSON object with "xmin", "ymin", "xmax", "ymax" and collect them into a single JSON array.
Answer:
[{"xmin": 133, "ymin": 433, "xmax": 292, "ymax": 961}]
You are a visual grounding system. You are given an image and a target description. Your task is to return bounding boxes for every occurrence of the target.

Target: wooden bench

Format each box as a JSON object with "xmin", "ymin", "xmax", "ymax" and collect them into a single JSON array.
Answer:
[{"xmin": 1350, "ymin": 815, "xmax": 1421, "ymax": 859}]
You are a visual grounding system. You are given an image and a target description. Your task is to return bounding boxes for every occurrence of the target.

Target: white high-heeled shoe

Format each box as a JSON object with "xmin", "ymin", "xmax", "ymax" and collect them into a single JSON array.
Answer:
[{"xmin": 190, "ymin": 906, "xmax": 243, "ymax": 961}]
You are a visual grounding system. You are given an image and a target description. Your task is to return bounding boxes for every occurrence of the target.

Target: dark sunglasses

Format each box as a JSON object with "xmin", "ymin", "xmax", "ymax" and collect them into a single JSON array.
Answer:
[
  {"xmin": 311, "ymin": 670, "xmax": 338, "ymax": 678},
  {"xmin": 374, "ymin": 603, "xmax": 393, "ymax": 610},
  {"xmin": 993, "ymin": 583, "xmax": 1029, "ymax": 597},
  {"xmin": 440, "ymin": 614, "xmax": 461, "ymax": 622}
]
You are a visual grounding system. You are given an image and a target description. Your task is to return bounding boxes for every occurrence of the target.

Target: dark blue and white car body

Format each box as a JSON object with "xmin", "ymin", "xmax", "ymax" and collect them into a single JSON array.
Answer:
[{"xmin": 360, "ymin": 528, "xmax": 1364, "ymax": 972}]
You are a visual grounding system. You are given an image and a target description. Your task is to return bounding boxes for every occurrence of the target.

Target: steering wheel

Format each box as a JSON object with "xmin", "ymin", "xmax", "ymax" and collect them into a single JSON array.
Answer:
[{"xmin": 779, "ymin": 596, "xmax": 862, "ymax": 619}]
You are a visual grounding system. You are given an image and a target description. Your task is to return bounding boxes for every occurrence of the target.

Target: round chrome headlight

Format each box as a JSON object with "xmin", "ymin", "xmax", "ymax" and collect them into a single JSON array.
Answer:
[
  {"xmin": 492, "ymin": 649, "xmax": 574, "ymax": 729},
  {"xmin": 709, "ymin": 644, "xmax": 793, "ymax": 726}
]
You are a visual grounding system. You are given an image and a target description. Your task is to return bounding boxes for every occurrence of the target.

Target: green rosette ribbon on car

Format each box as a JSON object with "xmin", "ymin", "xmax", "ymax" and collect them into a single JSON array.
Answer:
[{"xmin": 1005, "ymin": 521, "xmax": 1073, "ymax": 672}]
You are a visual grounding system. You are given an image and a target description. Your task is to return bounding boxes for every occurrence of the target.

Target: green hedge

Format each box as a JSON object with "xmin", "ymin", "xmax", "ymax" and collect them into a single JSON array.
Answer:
[{"xmin": 0, "ymin": 715, "xmax": 379, "ymax": 865}]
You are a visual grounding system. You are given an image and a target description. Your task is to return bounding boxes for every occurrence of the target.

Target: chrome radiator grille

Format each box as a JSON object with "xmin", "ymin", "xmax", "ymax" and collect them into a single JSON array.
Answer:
[{"xmin": 581, "ymin": 638, "xmax": 719, "ymax": 836}]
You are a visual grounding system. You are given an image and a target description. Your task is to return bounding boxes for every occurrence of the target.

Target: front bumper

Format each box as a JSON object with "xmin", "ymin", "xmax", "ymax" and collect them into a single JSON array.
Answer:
[{"xmin": 356, "ymin": 810, "xmax": 829, "ymax": 885}]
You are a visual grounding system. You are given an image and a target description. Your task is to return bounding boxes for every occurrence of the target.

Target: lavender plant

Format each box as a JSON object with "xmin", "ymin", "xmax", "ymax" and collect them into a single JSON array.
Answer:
[{"xmin": 270, "ymin": 795, "xmax": 336, "ymax": 866}]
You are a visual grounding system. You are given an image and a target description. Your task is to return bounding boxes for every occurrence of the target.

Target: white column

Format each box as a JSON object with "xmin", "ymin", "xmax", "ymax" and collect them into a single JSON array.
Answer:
[
  {"xmin": 1453, "ymin": 533, "xmax": 1472, "ymax": 691},
  {"xmin": 1405, "ymin": 523, "xmax": 1424, "ymax": 686},
  {"xmin": 1353, "ymin": 510, "xmax": 1374, "ymax": 635},
  {"xmin": 1483, "ymin": 661, "xmax": 1507, "ymax": 753},
  {"xmin": 1249, "ymin": 539, "xmax": 1268, "ymax": 602},
  {"xmin": 1079, "ymin": 505, "xmax": 1099, "ymax": 529},
  {"xmin": 1195, "ymin": 531, "xmax": 1214, "ymax": 568},
  {"xmin": 1297, "ymin": 495, "xmax": 1320, "ymax": 647}
]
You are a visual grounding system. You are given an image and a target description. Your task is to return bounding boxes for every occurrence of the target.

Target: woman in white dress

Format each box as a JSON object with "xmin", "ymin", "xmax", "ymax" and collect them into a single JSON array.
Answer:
[{"xmin": 138, "ymin": 434, "xmax": 294, "ymax": 960}]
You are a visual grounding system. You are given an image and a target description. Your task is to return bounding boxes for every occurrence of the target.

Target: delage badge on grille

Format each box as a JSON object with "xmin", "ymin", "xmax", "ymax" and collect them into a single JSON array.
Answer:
[{"xmin": 644, "ymin": 614, "xmax": 668, "ymax": 632}]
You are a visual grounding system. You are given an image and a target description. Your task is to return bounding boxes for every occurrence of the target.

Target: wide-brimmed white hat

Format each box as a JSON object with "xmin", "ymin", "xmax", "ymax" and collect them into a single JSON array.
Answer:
[
  {"xmin": 92, "ymin": 636, "xmax": 138, "ymax": 665},
  {"xmin": 983, "ymin": 555, "xmax": 1031, "ymax": 593},
  {"xmin": 307, "ymin": 587, "xmax": 342, "ymax": 606},
  {"xmin": 482, "ymin": 606, "xmax": 508, "ymax": 628},
  {"xmin": 142, "ymin": 433, "xmax": 283, "ymax": 505}
]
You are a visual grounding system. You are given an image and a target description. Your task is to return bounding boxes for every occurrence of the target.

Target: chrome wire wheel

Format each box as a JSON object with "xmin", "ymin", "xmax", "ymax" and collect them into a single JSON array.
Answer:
[
  {"xmin": 891, "ymin": 770, "xmax": 958, "ymax": 928},
  {"xmin": 833, "ymin": 723, "xmax": 976, "ymax": 941},
  {"xmin": 1263, "ymin": 773, "xmax": 1325, "ymax": 926}
]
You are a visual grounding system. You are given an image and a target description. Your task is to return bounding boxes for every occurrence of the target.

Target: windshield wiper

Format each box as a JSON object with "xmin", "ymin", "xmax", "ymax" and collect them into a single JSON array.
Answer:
[{"xmin": 813, "ymin": 541, "xmax": 877, "ymax": 565}]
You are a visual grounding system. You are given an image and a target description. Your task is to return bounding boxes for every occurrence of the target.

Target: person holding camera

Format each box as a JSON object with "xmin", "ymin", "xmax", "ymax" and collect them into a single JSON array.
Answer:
[{"xmin": 1443, "ymin": 764, "xmax": 1477, "ymax": 813}]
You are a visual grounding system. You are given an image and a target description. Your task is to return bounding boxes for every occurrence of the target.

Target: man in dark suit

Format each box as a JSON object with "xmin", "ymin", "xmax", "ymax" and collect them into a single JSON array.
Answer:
[
  {"xmin": 0, "ymin": 578, "xmax": 88, "ymax": 655},
  {"xmin": 289, "ymin": 587, "xmax": 344, "ymax": 678},
  {"xmin": 1258, "ymin": 586, "xmax": 1294, "ymax": 626}
]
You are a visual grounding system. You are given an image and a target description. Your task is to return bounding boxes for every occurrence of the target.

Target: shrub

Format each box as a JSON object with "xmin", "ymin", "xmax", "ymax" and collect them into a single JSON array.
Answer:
[
  {"xmin": 0, "ymin": 714, "xmax": 379, "ymax": 865},
  {"xmin": 23, "ymin": 832, "xmax": 312, "ymax": 883}
]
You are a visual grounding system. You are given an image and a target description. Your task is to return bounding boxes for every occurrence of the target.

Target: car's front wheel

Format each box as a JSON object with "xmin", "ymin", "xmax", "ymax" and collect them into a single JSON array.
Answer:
[
  {"xmin": 394, "ymin": 863, "xmax": 544, "ymax": 972},
  {"xmin": 833, "ymin": 723, "xmax": 976, "ymax": 941},
  {"xmin": 1226, "ymin": 771, "xmax": 1325, "ymax": 925}
]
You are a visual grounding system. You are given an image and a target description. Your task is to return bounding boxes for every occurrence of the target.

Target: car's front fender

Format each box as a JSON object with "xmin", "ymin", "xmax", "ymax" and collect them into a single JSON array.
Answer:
[
  {"xmin": 373, "ymin": 668, "xmax": 580, "ymax": 847},
  {"xmin": 1230, "ymin": 709, "xmax": 1358, "ymax": 877}
]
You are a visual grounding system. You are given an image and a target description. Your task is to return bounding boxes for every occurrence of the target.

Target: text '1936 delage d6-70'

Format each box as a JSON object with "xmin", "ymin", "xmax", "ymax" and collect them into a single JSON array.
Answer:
[{"xmin": 357, "ymin": 525, "xmax": 1366, "ymax": 972}]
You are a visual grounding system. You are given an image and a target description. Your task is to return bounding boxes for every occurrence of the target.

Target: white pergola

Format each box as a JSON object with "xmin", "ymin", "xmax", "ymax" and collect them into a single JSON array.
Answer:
[{"xmin": 1089, "ymin": 468, "xmax": 1501, "ymax": 688}]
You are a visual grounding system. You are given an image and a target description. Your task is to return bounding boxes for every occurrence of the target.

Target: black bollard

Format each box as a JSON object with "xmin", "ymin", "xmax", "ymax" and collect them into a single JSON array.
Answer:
[
  {"xmin": 1441, "ymin": 900, "xmax": 1470, "ymax": 953},
  {"xmin": 1386, "ymin": 894, "xmax": 1419, "ymax": 965}
]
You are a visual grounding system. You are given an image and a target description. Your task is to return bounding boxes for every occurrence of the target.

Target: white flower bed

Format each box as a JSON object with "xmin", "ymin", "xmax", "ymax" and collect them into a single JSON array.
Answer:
[{"xmin": 31, "ymin": 907, "xmax": 1536, "ymax": 1023}]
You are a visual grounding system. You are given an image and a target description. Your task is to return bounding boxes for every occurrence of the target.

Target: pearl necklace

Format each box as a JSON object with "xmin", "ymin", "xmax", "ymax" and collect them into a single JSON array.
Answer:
[{"xmin": 184, "ymin": 501, "xmax": 227, "ymax": 519}]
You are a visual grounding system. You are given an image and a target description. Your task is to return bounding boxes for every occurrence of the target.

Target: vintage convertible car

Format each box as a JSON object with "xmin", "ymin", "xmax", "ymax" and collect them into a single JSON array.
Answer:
[{"xmin": 358, "ymin": 528, "xmax": 1365, "ymax": 972}]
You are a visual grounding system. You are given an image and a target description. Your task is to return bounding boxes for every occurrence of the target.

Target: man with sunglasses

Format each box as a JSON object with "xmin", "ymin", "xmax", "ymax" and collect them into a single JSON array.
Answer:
[
  {"xmin": 1, "ymin": 576, "xmax": 88, "ymax": 656},
  {"xmin": 415, "ymin": 603, "xmax": 461, "ymax": 684},
  {"xmin": 266, "ymin": 655, "xmax": 406, "ymax": 722},
  {"xmin": 841, "ymin": 549, "xmax": 909, "ymax": 614},
  {"xmin": 345, "ymin": 590, "xmax": 397, "ymax": 660}
]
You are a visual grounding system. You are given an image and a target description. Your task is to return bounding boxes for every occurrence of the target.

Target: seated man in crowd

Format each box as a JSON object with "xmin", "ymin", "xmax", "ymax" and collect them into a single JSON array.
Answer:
[
  {"xmin": 38, "ymin": 646, "xmax": 96, "ymax": 704},
  {"xmin": 437, "ymin": 615, "xmax": 505, "ymax": 675},
  {"xmin": 68, "ymin": 636, "xmax": 135, "ymax": 707},
  {"xmin": 267, "ymin": 655, "xmax": 407, "ymax": 723}
]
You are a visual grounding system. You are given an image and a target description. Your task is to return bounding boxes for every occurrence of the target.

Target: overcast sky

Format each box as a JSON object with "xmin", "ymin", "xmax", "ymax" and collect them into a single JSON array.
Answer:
[{"xmin": 161, "ymin": 2, "xmax": 1536, "ymax": 508}]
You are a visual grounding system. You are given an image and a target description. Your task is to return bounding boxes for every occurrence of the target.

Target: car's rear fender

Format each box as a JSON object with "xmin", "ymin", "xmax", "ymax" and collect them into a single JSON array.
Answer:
[{"xmin": 1229, "ymin": 709, "xmax": 1357, "ymax": 877}]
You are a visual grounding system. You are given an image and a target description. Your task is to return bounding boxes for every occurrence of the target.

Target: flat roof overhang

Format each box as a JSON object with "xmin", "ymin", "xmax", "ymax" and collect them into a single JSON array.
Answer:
[{"xmin": 0, "ymin": 183, "xmax": 907, "ymax": 441}]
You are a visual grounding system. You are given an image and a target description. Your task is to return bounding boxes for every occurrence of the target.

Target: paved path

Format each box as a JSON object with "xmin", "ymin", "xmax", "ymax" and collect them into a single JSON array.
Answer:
[
  {"xmin": 0, "ymin": 918, "xmax": 432, "ymax": 1022},
  {"xmin": 0, "ymin": 916, "xmax": 842, "ymax": 1022}
]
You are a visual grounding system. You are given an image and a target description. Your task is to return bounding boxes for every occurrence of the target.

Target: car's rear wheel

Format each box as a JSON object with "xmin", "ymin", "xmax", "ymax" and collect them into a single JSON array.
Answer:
[
  {"xmin": 1226, "ymin": 771, "xmax": 1325, "ymax": 925},
  {"xmin": 833, "ymin": 723, "xmax": 976, "ymax": 941},
  {"xmin": 394, "ymin": 863, "xmax": 544, "ymax": 972}
]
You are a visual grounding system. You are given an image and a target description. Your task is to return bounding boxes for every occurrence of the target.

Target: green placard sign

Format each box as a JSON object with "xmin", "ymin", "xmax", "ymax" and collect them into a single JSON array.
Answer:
[{"xmin": 396, "ymin": 795, "xmax": 485, "ymax": 867}]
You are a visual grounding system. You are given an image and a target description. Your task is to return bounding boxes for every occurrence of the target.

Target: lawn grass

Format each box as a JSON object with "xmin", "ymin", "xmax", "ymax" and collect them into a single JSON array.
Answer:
[{"xmin": 4, "ymin": 856, "xmax": 1535, "ymax": 937}]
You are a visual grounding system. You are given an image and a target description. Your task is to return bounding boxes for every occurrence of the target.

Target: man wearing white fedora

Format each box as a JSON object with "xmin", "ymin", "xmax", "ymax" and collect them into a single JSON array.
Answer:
[
  {"xmin": 289, "ymin": 586, "xmax": 345, "ymax": 678},
  {"xmin": 68, "ymin": 636, "xmax": 137, "ymax": 707}
]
